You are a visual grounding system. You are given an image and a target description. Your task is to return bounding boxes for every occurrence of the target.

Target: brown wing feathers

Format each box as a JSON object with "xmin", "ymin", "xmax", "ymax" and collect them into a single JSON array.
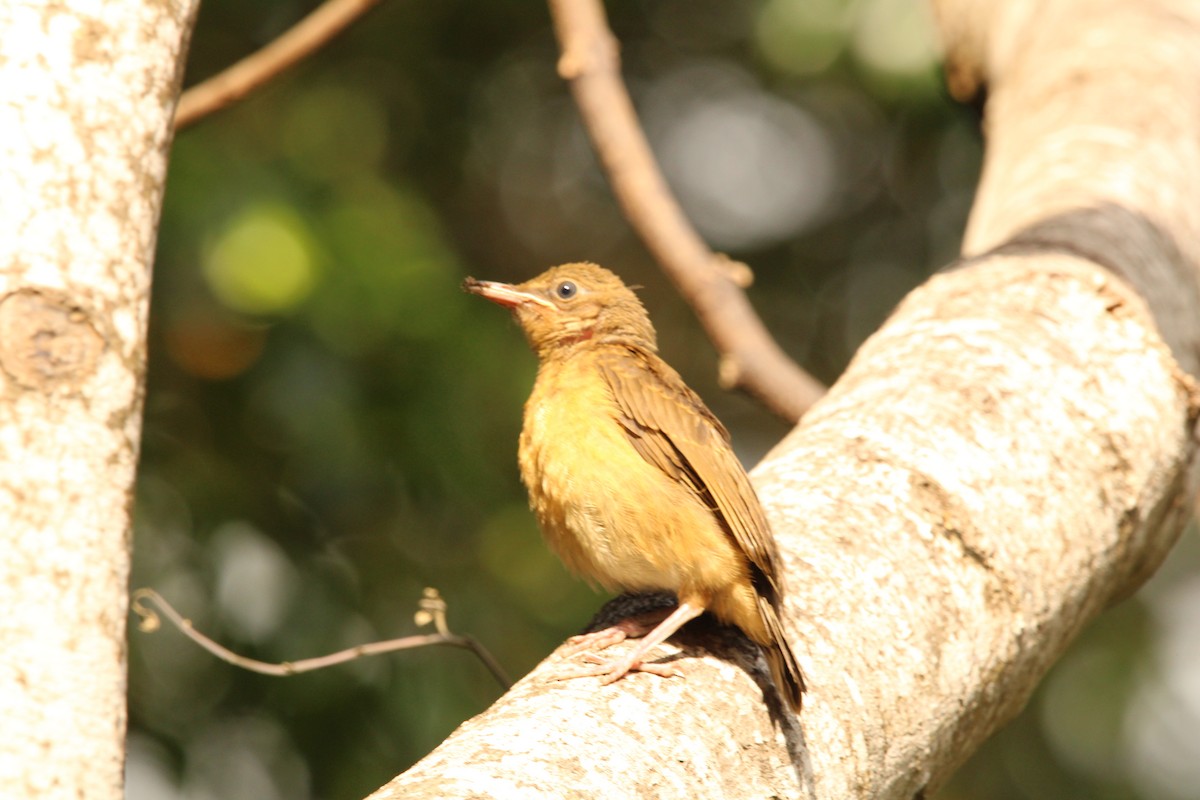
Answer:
[
  {"xmin": 599, "ymin": 347, "xmax": 783, "ymax": 596},
  {"xmin": 599, "ymin": 346, "xmax": 804, "ymax": 709}
]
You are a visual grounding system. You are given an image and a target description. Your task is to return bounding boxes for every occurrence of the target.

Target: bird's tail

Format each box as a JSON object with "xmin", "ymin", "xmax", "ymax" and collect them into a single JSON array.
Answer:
[{"xmin": 758, "ymin": 597, "xmax": 805, "ymax": 712}]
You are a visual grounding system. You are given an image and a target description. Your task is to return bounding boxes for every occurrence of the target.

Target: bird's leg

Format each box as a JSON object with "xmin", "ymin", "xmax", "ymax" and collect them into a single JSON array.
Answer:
[
  {"xmin": 561, "ymin": 605, "xmax": 678, "ymax": 656},
  {"xmin": 554, "ymin": 601, "xmax": 705, "ymax": 685}
]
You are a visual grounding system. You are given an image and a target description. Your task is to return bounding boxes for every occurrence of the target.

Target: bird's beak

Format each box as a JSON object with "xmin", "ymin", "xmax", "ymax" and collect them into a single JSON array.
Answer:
[{"xmin": 463, "ymin": 277, "xmax": 555, "ymax": 309}]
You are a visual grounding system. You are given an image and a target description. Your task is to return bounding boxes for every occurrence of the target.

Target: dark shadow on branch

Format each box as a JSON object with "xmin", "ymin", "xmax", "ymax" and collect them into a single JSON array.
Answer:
[{"xmin": 945, "ymin": 203, "xmax": 1200, "ymax": 376}]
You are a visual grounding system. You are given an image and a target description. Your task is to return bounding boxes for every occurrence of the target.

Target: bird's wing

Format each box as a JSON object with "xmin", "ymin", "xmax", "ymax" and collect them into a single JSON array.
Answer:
[{"xmin": 596, "ymin": 346, "xmax": 783, "ymax": 601}]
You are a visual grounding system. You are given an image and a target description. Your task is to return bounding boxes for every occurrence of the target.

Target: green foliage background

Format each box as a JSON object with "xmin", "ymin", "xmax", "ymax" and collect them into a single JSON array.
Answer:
[{"xmin": 128, "ymin": 1, "xmax": 1200, "ymax": 798}]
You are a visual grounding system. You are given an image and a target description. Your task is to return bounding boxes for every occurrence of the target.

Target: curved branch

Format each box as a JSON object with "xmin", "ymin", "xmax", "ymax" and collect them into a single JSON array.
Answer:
[
  {"xmin": 132, "ymin": 587, "xmax": 511, "ymax": 688},
  {"xmin": 547, "ymin": 0, "xmax": 826, "ymax": 423},
  {"xmin": 175, "ymin": 0, "xmax": 383, "ymax": 130}
]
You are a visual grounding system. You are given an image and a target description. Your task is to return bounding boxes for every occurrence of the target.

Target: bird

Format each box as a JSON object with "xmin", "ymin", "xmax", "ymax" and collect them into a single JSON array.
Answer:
[{"xmin": 463, "ymin": 262, "xmax": 804, "ymax": 711}]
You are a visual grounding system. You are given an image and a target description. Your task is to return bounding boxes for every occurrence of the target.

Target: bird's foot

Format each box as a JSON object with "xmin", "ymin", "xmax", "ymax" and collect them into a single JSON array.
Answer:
[
  {"xmin": 561, "ymin": 607, "xmax": 677, "ymax": 657},
  {"xmin": 562, "ymin": 627, "xmax": 628, "ymax": 656},
  {"xmin": 551, "ymin": 601, "xmax": 703, "ymax": 688},
  {"xmin": 549, "ymin": 649, "xmax": 679, "ymax": 685}
]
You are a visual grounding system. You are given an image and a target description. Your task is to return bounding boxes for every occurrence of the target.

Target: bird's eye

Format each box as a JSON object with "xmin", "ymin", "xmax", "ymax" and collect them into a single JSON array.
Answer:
[{"xmin": 554, "ymin": 280, "xmax": 577, "ymax": 300}]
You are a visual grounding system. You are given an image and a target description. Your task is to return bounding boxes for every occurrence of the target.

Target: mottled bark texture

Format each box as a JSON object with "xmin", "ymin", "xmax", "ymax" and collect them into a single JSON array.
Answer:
[
  {"xmin": 370, "ymin": 1, "xmax": 1200, "ymax": 798},
  {"xmin": 0, "ymin": 3, "xmax": 198, "ymax": 800}
]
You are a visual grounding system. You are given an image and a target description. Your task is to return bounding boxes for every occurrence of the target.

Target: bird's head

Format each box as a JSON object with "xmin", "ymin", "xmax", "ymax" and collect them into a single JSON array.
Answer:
[{"xmin": 464, "ymin": 263, "xmax": 657, "ymax": 359}]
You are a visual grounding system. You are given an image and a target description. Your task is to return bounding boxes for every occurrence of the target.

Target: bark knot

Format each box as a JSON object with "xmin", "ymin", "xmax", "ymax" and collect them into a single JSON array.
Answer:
[{"xmin": 0, "ymin": 288, "xmax": 104, "ymax": 391}]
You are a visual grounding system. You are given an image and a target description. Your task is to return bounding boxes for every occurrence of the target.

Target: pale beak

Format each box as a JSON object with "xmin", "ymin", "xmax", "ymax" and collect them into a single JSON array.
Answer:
[{"xmin": 463, "ymin": 277, "xmax": 555, "ymax": 309}]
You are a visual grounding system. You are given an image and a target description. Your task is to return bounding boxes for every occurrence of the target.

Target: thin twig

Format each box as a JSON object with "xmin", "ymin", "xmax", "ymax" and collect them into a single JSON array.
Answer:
[
  {"xmin": 131, "ymin": 586, "xmax": 511, "ymax": 689},
  {"xmin": 547, "ymin": 0, "xmax": 826, "ymax": 423},
  {"xmin": 175, "ymin": 0, "xmax": 384, "ymax": 130}
]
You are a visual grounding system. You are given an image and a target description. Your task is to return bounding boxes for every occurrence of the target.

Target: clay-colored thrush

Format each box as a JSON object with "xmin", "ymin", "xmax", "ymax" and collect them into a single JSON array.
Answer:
[{"xmin": 464, "ymin": 263, "xmax": 804, "ymax": 711}]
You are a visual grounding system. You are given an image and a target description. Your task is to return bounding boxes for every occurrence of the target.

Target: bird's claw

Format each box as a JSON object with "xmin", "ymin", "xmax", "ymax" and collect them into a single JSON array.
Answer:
[
  {"xmin": 560, "ymin": 607, "xmax": 677, "ymax": 658},
  {"xmin": 562, "ymin": 628, "xmax": 628, "ymax": 656},
  {"xmin": 549, "ymin": 649, "xmax": 680, "ymax": 685}
]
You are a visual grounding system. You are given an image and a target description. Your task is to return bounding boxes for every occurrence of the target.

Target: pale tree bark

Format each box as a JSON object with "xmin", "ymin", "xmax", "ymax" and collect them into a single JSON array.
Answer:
[
  {"xmin": 369, "ymin": 1, "xmax": 1200, "ymax": 798},
  {"xmin": 0, "ymin": 3, "xmax": 199, "ymax": 800}
]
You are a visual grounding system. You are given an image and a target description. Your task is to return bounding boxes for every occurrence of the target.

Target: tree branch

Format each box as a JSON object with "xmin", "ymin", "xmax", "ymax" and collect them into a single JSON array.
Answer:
[
  {"xmin": 131, "ymin": 587, "xmax": 511, "ymax": 688},
  {"xmin": 363, "ymin": 1, "xmax": 1200, "ymax": 797},
  {"xmin": 175, "ymin": 0, "xmax": 383, "ymax": 130},
  {"xmin": 547, "ymin": 0, "xmax": 826, "ymax": 423},
  {"xmin": 929, "ymin": 0, "xmax": 1200, "ymax": 376}
]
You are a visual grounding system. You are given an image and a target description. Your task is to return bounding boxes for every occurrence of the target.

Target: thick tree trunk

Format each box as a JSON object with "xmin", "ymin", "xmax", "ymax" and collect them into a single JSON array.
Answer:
[
  {"xmin": 369, "ymin": 1, "xmax": 1200, "ymax": 798},
  {"xmin": 0, "ymin": 3, "xmax": 198, "ymax": 799}
]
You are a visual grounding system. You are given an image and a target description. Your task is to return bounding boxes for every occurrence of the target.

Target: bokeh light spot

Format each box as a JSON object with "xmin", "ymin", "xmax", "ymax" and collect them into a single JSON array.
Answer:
[
  {"xmin": 1124, "ymin": 574, "xmax": 1200, "ymax": 800},
  {"xmin": 212, "ymin": 521, "xmax": 299, "ymax": 643},
  {"xmin": 755, "ymin": 0, "xmax": 854, "ymax": 77},
  {"xmin": 204, "ymin": 205, "xmax": 319, "ymax": 315},
  {"xmin": 647, "ymin": 63, "xmax": 837, "ymax": 250},
  {"xmin": 852, "ymin": 0, "xmax": 939, "ymax": 79},
  {"xmin": 163, "ymin": 312, "xmax": 266, "ymax": 380}
]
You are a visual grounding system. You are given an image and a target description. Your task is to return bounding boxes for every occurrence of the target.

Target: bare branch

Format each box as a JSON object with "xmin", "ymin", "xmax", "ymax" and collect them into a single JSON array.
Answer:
[
  {"xmin": 131, "ymin": 587, "xmax": 511, "ymax": 688},
  {"xmin": 175, "ymin": 0, "xmax": 384, "ymax": 131},
  {"xmin": 547, "ymin": 0, "xmax": 826, "ymax": 423}
]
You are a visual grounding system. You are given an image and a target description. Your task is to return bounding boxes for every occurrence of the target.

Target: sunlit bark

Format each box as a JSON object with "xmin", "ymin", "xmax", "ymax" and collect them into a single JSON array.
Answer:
[{"xmin": 0, "ymin": 3, "xmax": 199, "ymax": 799}]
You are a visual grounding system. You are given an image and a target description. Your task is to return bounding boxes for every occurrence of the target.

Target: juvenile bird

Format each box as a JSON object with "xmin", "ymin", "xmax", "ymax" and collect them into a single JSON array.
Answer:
[{"xmin": 464, "ymin": 263, "xmax": 804, "ymax": 711}]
